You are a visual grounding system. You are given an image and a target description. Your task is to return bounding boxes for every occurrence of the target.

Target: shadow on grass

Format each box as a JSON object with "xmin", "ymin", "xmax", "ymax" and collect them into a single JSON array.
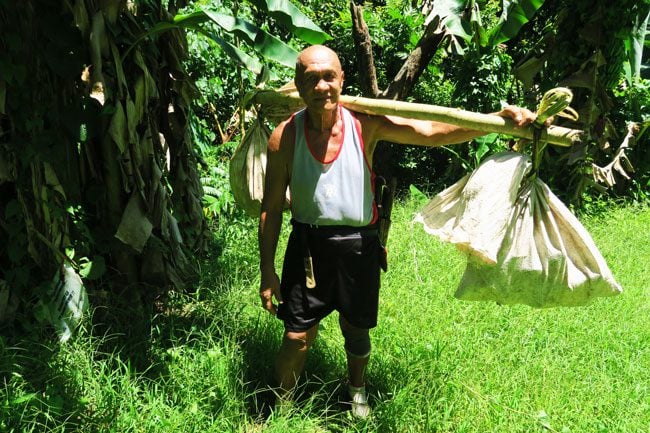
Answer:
[
  {"xmin": 0, "ymin": 283, "xmax": 449, "ymax": 432},
  {"xmin": 143, "ymin": 287, "xmax": 350, "ymax": 421},
  {"xmin": 0, "ymin": 216, "xmax": 449, "ymax": 432},
  {"xmin": 0, "ymin": 276, "xmax": 184, "ymax": 430},
  {"xmin": 0, "ymin": 325, "xmax": 90, "ymax": 431}
]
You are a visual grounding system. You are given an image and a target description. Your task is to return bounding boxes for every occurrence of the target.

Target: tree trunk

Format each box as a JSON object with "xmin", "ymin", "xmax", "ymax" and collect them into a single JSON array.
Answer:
[
  {"xmin": 349, "ymin": 2, "xmax": 380, "ymax": 98},
  {"xmin": 0, "ymin": 1, "xmax": 206, "ymax": 326},
  {"xmin": 348, "ymin": 0, "xmax": 448, "ymax": 179}
]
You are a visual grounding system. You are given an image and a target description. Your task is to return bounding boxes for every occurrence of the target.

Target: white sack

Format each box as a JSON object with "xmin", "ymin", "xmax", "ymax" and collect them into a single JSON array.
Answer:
[
  {"xmin": 229, "ymin": 119, "xmax": 271, "ymax": 217},
  {"xmin": 415, "ymin": 152, "xmax": 622, "ymax": 307},
  {"xmin": 229, "ymin": 119, "xmax": 290, "ymax": 217}
]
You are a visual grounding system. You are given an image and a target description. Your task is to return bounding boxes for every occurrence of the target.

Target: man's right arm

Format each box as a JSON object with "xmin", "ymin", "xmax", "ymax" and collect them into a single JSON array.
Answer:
[{"xmin": 258, "ymin": 119, "xmax": 292, "ymax": 315}]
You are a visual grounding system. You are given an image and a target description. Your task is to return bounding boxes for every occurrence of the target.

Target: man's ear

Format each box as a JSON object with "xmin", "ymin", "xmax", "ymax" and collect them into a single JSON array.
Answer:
[{"xmin": 294, "ymin": 76, "xmax": 304, "ymax": 97}]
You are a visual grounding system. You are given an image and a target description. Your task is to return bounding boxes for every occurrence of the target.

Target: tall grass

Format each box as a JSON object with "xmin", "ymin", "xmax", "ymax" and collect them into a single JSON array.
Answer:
[{"xmin": 1, "ymin": 199, "xmax": 648, "ymax": 432}]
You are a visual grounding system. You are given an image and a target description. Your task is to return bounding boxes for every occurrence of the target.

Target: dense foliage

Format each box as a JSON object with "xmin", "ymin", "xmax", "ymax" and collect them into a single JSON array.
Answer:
[
  {"xmin": 513, "ymin": 0, "xmax": 650, "ymax": 203},
  {"xmin": 1, "ymin": 0, "xmax": 648, "ymax": 345},
  {"xmin": 189, "ymin": 0, "xmax": 650, "ymax": 203},
  {"xmin": 0, "ymin": 0, "xmax": 329, "ymax": 330},
  {"xmin": 0, "ymin": 1, "xmax": 205, "ymax": 331},
  {"xmin": 1, "ymin": 0, "xmax": 649, "ymax": 429}
]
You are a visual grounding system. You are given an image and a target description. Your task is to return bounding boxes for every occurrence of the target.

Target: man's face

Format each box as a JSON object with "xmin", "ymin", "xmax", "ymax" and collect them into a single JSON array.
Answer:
[{"xmin": 295, "ymin": 48, "xmax": 344, "ymax": 114}]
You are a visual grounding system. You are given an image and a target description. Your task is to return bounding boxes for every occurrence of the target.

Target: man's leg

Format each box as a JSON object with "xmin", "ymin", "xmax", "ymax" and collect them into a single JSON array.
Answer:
[
  {"xmin": 347, "ymin": 353, "xmax": 369, "ymax": 387},
  {"xmin": 275, "ymin": 323, "xmax": 319, "ymax": 393},
  {"xmin": 339, "ymin": 315, "xmax": 371, "ymax": 418},
  {"xmin": 339, "ymin": 315, "xmax": 370, "ymax": 386}
]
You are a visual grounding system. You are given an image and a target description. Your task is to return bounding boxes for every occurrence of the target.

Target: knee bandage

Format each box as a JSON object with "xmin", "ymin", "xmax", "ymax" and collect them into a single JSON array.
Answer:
[{"xmin": 340, "ymin": 317, "xmax": 371, "ymax": 358}]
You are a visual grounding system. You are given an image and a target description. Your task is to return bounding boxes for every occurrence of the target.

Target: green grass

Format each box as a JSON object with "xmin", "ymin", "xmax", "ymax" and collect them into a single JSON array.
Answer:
[{"xmin": 1, "ymin": 199, "xmax": 649, "ymax": 432}]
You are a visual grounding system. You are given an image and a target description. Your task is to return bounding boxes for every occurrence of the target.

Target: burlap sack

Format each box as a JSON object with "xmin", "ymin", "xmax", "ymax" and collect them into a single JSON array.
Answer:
[
  {"xmin": 415, "ymin": 152, "xmax": 622, "ymax": 307},
  {"xmin": 229, "ymin": 118, "xmax": 289, "ymax": 217}
]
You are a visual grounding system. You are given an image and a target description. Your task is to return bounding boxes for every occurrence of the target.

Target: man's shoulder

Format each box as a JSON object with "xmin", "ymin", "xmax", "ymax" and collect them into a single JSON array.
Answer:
[
  {"xmin": 345, "ymin": 108, "xmax": 383, "ymax": 125},
  {"xmin": 269, "ymin": 116, "xmax": 297, "ymax": 152},
  {"xmin": 344, "ymin": 109, "xmax": 386, "ymax": 144}
]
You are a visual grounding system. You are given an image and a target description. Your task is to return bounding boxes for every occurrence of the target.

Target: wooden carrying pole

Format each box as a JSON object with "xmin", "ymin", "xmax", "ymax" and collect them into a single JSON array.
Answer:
[{"xmin": 254, "ymin": 90, "xmax": 583, "ymax": 147}]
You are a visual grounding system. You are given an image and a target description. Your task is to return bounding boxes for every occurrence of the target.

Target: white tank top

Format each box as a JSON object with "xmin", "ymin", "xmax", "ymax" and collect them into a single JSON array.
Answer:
[{"xmin": 290, "ymin": 106, "xmax": 377, "ymax": 227}]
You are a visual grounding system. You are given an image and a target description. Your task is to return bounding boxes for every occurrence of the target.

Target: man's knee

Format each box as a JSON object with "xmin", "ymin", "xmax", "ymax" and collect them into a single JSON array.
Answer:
[
  {"xmin": 339, "ymin": 316, "xmax": 371, "ymax": 358},
  {"xmin": 282, "ymin": 326, "xmax": 318, "ymax": 353}
]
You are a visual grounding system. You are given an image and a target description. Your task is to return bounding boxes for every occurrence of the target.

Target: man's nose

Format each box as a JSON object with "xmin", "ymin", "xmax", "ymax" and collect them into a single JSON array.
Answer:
[{"xmin": 315, "ymin": 78, "xmax": 328, "ymax": 91}]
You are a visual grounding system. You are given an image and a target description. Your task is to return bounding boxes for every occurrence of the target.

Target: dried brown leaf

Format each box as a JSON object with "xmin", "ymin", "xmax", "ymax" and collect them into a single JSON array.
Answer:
[{"xmin": 115, "ymin": 193, "xmax": 153, "ymax": 253}]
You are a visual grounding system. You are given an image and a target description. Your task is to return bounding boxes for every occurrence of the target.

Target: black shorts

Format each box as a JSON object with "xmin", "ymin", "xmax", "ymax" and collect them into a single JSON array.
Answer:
[{"xmin": 277, "ymin": 223, "xmax": 381, "ymax": 332}]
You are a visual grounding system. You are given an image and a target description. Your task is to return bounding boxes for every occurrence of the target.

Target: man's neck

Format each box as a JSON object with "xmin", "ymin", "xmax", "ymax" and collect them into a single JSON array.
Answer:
[{"xmin": 306, "ymin": 106, "xmax": 339, "ymax": 132}]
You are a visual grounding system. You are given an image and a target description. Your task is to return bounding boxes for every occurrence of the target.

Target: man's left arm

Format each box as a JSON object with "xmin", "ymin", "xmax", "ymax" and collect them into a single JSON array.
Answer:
[{"xmin": 363, "ymin": 106, "xmax": 536, "ymax": 150}]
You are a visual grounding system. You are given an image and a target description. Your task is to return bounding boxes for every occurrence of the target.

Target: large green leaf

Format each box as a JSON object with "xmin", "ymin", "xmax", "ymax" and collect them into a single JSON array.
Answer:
[
  {"xmin": 469, "ymin": 1, "xmax": 488, "ymax": 48},
  {"xmin": 427, "ymin": 0, "xmax": 472, "ymax": 53},
  {"xmin": 251, "ymin": 0, "xmax": 331, "ymax": 44},
  {"xmin": 139, "ymin": 14, "xmax": 263, "ymax": 73},
  {"xmin": 628, "ymin": 5, "xmax": 650, "ymax": 78},
  {"xmin": 172, "ymin": 10, "xmax": 298, "ymax": 69},
  {"xmin": 195, "ymin": 28, "xmax": 263, "ymax": 74},
  {"xmin": 201, "ymin": 10, "xmax": 298, "ymax": 68},
  {"xmin": 487, "ymin": 0, "xmax": 545, "ymax": 46}
]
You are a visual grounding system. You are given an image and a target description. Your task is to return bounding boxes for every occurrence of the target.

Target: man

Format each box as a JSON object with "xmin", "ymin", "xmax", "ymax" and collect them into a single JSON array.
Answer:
[{"xmin": 258, "ymin": 45, "xmax": 536, "ymax": 417}]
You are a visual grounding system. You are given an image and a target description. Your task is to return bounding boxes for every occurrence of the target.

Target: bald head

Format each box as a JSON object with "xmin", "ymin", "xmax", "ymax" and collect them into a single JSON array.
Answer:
[
  {"xmin": 295, "ymin": 45, "xmax": 342, "ymax": 83},
  {"xmin": 293, "ymin": 45, "xmax": 344, "ymax": 113}
]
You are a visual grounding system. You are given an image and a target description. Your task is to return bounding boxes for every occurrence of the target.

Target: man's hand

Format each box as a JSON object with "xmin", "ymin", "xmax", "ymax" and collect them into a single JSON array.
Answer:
[
  {"xmin": 260, "ymin": 271, "xmax": 282, "ymax": 315},
  {"xmin": 497, "ymin": 105, "xmax": 540, "ymax": 127}
]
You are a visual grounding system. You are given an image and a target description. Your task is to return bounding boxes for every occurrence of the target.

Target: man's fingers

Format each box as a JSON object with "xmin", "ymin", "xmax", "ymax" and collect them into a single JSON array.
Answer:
[
  {"xmin": 260, "ymin": 289, "xmax": 279, "ymax": 315},
  {"xmin": 503, "ymin": 105, "xmax": 536, "ymax": 127},
  {"xmin": 262, "ymin": 297, "xmax": 277, "ymax": 315},
  {"xmin": 522, "ymin": 109, "xmax": 536, "ymax": 125},
  {"xmin": 260, "ymin": 272, "xmax": 282, "ymax": 316},
  {"xmin": 274, "ymin": 288, "xmax": 283, "ymax": 304},
  {"xmin": 508, "ymin": 106, "xmax": 523, "ymax": 123},
  {"xmin": 515, "ymin": 109, "xmax": 535, "ymax": 126}
]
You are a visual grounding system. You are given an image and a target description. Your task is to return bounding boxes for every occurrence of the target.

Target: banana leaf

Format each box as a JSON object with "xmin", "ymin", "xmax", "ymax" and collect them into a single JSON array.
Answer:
[
  {"xmin": 252, "ymin": 0, "xmax": 331, "ymax": 44},
  {"xmin": 487, "ymin": 0, "xmax": 546, "ymax": 47}
]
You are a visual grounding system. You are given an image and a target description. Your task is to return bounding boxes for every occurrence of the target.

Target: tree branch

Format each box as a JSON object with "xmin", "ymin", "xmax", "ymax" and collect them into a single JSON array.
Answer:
[
  {"xmin": 380, "ymin": 17, "xmax": 445, "ymax": 100},
  {"xmin": 253, "ymin": 90, "xmax": 584, "ymax": 147},
  {"xmin": 349, "ymin": 1, "xmax": 380, "ymax": 98}
]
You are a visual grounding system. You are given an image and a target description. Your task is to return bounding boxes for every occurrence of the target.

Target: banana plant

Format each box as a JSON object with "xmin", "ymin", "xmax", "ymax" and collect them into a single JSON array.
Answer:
[
  {"xmin": 424, "ymin": 0, "xmax": 545, "ymax": 54},
  {"xmin": 141, "ymin": 0, "xmax": 330, "ymax": 75},
  {"xmin": 625, "ymin": 3, "xmax": 650, "ymax": 82},
  {"xmin": 485, "ymin": 0, "xmax": 545, "ymax": 47},
  {"xmin": 423, "ymin": 0, "xmax": 546, "ymax": 166}
]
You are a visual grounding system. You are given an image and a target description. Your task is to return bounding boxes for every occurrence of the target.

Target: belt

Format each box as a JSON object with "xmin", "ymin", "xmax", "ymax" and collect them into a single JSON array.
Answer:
[{"xmin": 291, "ymin": 219, "xmax": 378, "ymax": 235}]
